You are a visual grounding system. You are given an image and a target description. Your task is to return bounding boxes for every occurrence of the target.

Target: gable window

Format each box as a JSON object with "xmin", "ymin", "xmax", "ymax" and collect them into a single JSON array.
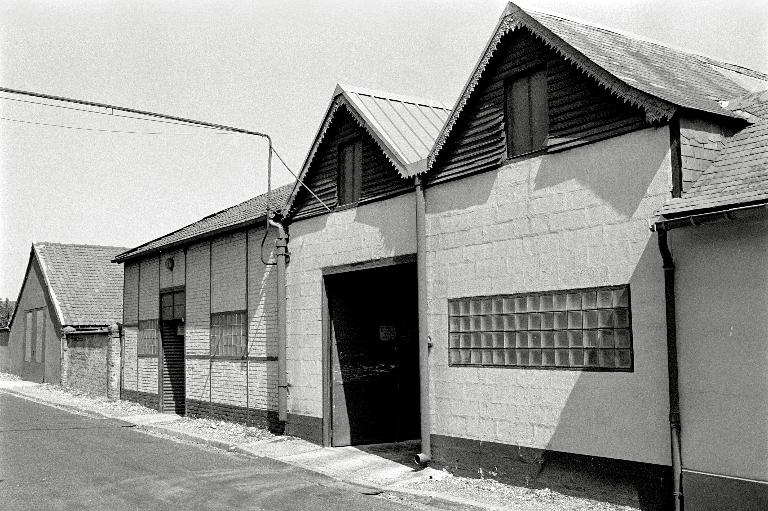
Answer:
[
  {"xmin": 505, "ymin": 67, "xmax": 548, "ymax": 157},
  {"xmin": 337, "ymin": 139, "xmax": 362, "ymax": 206}
]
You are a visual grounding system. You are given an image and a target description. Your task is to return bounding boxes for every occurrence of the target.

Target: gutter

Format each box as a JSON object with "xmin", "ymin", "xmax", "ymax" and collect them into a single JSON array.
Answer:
[{"xmin": 268, "ymin": 217, "xmax": 290, "ymax": 424}]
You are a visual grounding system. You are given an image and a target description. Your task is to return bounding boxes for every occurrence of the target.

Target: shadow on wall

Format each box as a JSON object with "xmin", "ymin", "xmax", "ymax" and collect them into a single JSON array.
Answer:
[
  {"xmin": 534, "ymin": 128, "xmax": 667, "ymax": 217},
  {"xmin": 481, "ymin": 240, "xmax": 669, "ymax": 510}
]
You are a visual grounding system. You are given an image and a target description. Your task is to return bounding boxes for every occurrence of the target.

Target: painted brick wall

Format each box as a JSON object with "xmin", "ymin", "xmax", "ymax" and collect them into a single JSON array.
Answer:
[
  {"xmin": 159, "ymin": 248, "xmax": 185, "ymax": 290},
  {"xmin": 124, "ymin": 227, "xmax": 279, "ymax": 418},
  {"xmin": 425, "ymin": 127, "xmax": 672, "ymax": 466},
  {"xmin": 138, "ymin": 258, "xmax": 159, "ymax": 320},
  {"xmin": 137, "ymin": 357, "xmax": 158, "ymax": 394},
  {"xmin": 66, "ymin": 333, "xmax": 108, "ymax": 396},
  {"xmin": 248, "ymin": 229, "xmax": 278, "ymax": 358},
  {"xmin": 672, "ymin": 214, "xmax": 768, "ymax": 481},
  {"xmin": 122, "ymin": 326, "xmax": 138, "ymax": 391},
  {"xmin": 124, "ymin": 263, "xmax": 139, "ymax": 325},
  {"xmin": 679, "ymin": 117, "xmax": 730, "ymax": 193},
  {"xmin": 185, "ymin": 242, "xmax": 210, "ymax": 356},
  {"xmin": 285, "ymin": 193, "xmax": 417, "ymax": 418},
  {"xmin": 211, "ymin": 233, "xmax": 246, "ymax": 314}
]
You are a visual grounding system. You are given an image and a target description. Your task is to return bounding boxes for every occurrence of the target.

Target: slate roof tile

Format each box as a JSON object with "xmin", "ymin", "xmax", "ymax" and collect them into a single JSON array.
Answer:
[
  {"xmin": 658, "ymin": 90, "xmax": 768, "ymax": 217},
  {"xmin": 34, "ymin": 243, "xmax": 128, "ymax": 326},
  {"xmin": 115, "ymin": 183, "xmax": 293, "ymax": 262}
]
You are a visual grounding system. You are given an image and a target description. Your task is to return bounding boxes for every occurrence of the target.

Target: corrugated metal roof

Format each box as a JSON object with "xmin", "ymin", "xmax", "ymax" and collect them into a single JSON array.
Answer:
[
  {"xmin": 34, "ymin": 243, "xmax": 128, "ymax": 326},
  {"xmin": 427, "ymin": 2, "xmax": 768, "ymax": 172},
  {"xmin": 339, "ymin": 84, "xmax": 451, "ymax": 176},
  {"xmin": 114, "ymin": 183, "xmax": 293, "ymax": 262},
  {"xmin": 282, "ymin": 84, "xmax": 451, "ymax": 217},
  {"xmin": 658, "ymin": 90, "xmax": 768, "ymax": 217}
]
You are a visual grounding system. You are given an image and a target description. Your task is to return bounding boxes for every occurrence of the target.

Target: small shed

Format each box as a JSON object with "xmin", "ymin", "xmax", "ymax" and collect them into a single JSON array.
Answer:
[{"xmin": 7, "ymin": 243, "xmax": 127, "ymax": 397}]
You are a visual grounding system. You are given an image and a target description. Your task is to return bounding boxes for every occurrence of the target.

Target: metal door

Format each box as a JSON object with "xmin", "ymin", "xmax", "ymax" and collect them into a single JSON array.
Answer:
[{"xmin": 159, "ymin": 320, "xmax": 185, "ymax": 415}]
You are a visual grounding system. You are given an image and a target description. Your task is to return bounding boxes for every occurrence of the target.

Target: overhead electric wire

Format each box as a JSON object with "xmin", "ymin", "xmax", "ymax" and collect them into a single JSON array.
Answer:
[
  {"xmin": 0, "ymin": 115, "xmax": 169, "ymax": 135},
  {"xmin": 0, "ymin": 85, "xmax": 331, "ymax": 213},
  {"xmin": 0, "ymin": 94, "xmax": 232, "ymax": 132}
]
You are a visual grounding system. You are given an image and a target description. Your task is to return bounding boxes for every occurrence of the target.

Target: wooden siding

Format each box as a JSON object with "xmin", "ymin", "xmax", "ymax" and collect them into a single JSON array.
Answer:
[
  {"xmin": 291, "ymin": 107, "xmax": 413, "ymax": 220},
  {"xmin": 430, "ymin": 28, "xmax": 648, "ymax": 184}
]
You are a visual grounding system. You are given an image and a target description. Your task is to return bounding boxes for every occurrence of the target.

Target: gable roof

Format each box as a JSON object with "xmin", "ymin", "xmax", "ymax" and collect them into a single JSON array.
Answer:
[
  {"xmin": 12, "ymin": 243, "xmax": 128, "ymax": 328},
  {"xmin": 114, "ymin": 183, "xmax": 294, "ymax": 263},
  {"xmin": 657, "ymin": 90, "xmax": 768, "ymax": 218},
  {"xmin": 426, "ymin": 2, "xmax": 768, "ymax": 172},
  {"xmin": 282, "ymin": 84, "xmax": 452, "ymax": 216}
]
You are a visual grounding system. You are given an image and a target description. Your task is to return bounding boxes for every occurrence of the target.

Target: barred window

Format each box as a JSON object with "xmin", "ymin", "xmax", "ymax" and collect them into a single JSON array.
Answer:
[
  {"xmin": 448, "ymin": 285, "xmax": 632, "ymax": 371},
  {"xmin": 161, "ymin": 290, "xmax": 185, "ymax": 320},
  {"xmin": 210, "ymin": 311, "xmax": 246, "ymax": 356},
  {"xmin": 138, "ymin": 319, "xmax": 159, "ymax": 356}
]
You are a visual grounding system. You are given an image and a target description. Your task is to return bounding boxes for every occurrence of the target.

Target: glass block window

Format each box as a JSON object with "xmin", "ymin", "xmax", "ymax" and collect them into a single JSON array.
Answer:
[
  {"xmin": 210, "ymin": 311, "xmax": 247, "ymax": 357},
  {"xmin": 448, "ymin": 285, "xmax": 632, "ymax": 371},
  {"xmin": 138, "ymin": 319, "xmax": 159, "ymax": 356}
]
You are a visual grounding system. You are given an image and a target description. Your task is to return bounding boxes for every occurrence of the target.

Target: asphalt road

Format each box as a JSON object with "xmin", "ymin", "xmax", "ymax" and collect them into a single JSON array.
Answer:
[{"xmin": 0, "ymin": 392, "xmax": 421, "ymax": 511}]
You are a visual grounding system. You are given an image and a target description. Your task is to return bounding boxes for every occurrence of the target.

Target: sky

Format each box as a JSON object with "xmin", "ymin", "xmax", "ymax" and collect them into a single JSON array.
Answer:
[{"xmin": 1, "ymin": 0, "xmax": 766, "ymax": 299}]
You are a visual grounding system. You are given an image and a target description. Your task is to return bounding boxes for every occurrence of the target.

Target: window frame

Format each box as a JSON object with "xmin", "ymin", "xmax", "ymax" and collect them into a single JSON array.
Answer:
[
  {"xmin": 447, "ymin": 285, "xmax": 633, "ymax": 372},
  {"xmin": 210, "ymin": 310, "xmax": 247, "ymax": 357},
  {"xmin": 504, "ymin": 66, "xmax": 549, "ymax": 159},
  {"xmin": 336, "ymin": 138, "xmax": 363, "ymax": 208}
]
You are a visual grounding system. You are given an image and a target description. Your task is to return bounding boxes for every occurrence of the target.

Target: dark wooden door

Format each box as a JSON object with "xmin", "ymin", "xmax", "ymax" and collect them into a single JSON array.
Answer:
[
  {"xmin": 327, "ymin": 264, "xmax": 419, "ymax": 447},
  {"xmin": 159, "ymin": 321, "xmax": 185, "ymax": 415}
]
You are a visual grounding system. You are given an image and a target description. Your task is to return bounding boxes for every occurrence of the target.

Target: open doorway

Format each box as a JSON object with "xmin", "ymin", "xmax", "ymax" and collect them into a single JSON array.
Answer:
[{"xmin": 324, "ymin": 261, "xmax": 420, "ymax": 447}]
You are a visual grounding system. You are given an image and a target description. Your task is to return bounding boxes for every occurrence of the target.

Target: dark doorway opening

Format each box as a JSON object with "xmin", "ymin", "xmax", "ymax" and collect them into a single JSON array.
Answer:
[
  {"xmin": 159, "ymin": 289, "xmax": 185, "ymax": 415},
  {"xmin": 324, "ymin": 262, "xmax": 419, "ymax": 447}
]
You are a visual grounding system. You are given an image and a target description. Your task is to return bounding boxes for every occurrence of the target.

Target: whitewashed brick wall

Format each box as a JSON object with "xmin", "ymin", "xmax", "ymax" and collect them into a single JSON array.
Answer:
[
  {"xmin": 425, "ymin": 127, "xmax": 672, "ymax": 465},
  {"xmin": 285, "ymin": 193, "xmax": 417, "ymax": 418},
  {"xmin": 159, "ymin": 248, "xmax": 185, "ymax": 289},
  {"xmin": 185, "ymin": 242, "xmax": 210, "ymax": 356},
  {"xmin": 138, "ymin": 258, "xmax": 159, "ymax": 320},
  {"xmin": 137, "ymin": 357, "xmax": 157, "ymax": 394},
  {"xmin": 211, "ymin": 233, "xmax": 246, "ymax": 313},
  {"xmin": 122, "ymin": 326, "xmax": 138, "ymax": 391}
]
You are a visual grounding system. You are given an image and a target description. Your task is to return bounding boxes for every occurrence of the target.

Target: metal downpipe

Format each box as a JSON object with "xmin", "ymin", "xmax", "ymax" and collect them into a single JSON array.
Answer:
[
  {"xmin": 269, "ymin": 218, "xmax": 289, "ymax": 424},
  {"xmin": 657, "ymin": 229, "xmax": 683, "ymax": 511},
  {"xmin": 414, "ymin": 177, "xmax": 431, "ymax": 465}
]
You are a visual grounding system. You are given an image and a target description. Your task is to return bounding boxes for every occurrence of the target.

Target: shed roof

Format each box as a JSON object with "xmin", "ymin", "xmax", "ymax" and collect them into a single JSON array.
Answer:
[
  {"xmin": 426, "ymin": 2, "xmax": 768, "ymax": 172},
  {"xmin": 114, "ymin": 183, "xmax": 294, "ymax": 263},
  {"xmin": 658, "ymin": 90, "xmax": 768, "ymax": 218},
  {"xmin": 282, "ymin": 84, "xmax": 452, "ymax": 217},
  {"xmin": 29, "ymin": 243, "xmax": 128, "ymax": 327}
]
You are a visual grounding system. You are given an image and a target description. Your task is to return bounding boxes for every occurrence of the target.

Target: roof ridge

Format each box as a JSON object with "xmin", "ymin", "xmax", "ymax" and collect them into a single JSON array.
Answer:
[
  {"xmin": 34, "ymin": 241, "xmax": 130, "ymax": 250},
  {"xmin": 520, "ymin": 4, "xmax": 768, "ymax": 76},
  {"xmin": 336, "ymin": 83, "xmax": 453, "ymax": 111},
  {"xmin": 115, "ymin": 182, "xmax": 295, "ymax": 261}
]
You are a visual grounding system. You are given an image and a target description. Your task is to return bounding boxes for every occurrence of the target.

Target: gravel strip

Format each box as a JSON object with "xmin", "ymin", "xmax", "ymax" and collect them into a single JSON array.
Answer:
[
  {"xmin": 157, "ymin": 416, "xmax": 276, "ymax": 445},
  {"xmin": 402, "ymin": 475, "xmax": 640, "ymax": 511},
  {"xmin": 0, "ymin": 373, "xmax": 157, "ymax": 418}
]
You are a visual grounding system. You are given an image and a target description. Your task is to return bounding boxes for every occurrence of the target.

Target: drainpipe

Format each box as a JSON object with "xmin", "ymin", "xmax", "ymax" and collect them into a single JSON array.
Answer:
[
  {"xmin": 656, "ymin": 229, "xmax": 683, "ymax": 511},
  {"xmin": 414, "ymin": 176, "xmax": 431, "ymax": 465},
  {"xmin": 269, "ymin": 217, "xmax": 289, "ymax": 424}
]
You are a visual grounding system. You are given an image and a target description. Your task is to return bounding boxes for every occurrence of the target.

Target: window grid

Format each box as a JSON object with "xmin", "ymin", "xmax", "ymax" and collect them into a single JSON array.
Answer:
[
  {"xmin": 138, "ymin": 319, "xmax": 159, "ymax": 356},
  {"xmin": 448, "ymin": 285, "xmax": 632, "ymax": 371},
  {"xmin": 210, "ymin": 311, "xmax": 246, "ymax": 357}
]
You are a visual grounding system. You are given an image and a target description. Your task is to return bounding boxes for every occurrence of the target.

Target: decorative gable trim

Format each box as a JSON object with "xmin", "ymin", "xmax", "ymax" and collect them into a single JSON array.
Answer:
[
  {"xmin": 426, "ymin": 5, "xmax": 678, "ymax": 172},
  {"xmin": 282, "ymin": 93, "xmax": 408, "ymax": 218}
]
